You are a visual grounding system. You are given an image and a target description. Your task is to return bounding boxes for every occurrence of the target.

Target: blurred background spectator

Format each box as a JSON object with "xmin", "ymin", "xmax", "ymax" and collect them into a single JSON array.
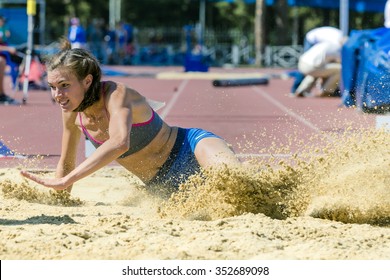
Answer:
[
  {"xmin": 68, "ymin": 17, "xmax": 87, "ymax": 49},
  {"xmin": 0, "ymin": 15, "xmax": 10, "ymax": 45},
  {"xmin": 291, "ymin": 26, "xmax": 343, "ymax": 96}
]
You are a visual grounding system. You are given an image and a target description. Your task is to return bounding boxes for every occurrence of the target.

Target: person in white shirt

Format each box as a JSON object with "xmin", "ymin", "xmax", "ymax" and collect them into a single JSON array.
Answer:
[
  {"xmin": 295, "ymin": 41, "xmax": 342, "ymax": 97},
  {"xmin": 292, "ymin": 26, "xmax": 343, "ymax": 97},
  {"xmin": 303, "ymin": 26, "xmax": 343, "ymax": 50}
]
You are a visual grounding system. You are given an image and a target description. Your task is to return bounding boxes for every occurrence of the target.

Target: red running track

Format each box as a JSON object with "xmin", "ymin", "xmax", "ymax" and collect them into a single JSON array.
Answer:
[{"xmin": 0, "ymin": 66, "xmax": 377, "ymax": 169}]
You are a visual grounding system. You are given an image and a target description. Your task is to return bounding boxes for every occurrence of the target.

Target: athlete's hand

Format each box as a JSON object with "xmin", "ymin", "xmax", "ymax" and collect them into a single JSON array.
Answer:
[{"xmin": 20, "ymin": 170, "xmax": 71, "ymax": 191}]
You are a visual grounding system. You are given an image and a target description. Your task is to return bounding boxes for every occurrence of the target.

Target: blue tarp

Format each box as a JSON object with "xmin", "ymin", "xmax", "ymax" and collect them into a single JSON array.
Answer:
[
  {"xmin": 0, "ymin": 140, "xmax": 15, "ymax": 157},
  {"xmin": 266, "ymin": 0, "xmax": 387, "ymax": 13},
  {"xmin": 341, "ymin": 27, "xmax": 390, "ymax": 112},
  {"xmin": 0, "ymin": 8, "xmax": 28, "ymax": 45},
  {"xmin": 211, "ymin": 0, "xmax": 256, "ymax": 3}
]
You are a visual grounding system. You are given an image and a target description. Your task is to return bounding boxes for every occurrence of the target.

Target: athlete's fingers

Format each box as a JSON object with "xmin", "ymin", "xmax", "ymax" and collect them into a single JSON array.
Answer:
[
  {"xmin": 20, "ymin": 170, "xmax": 38, "ymax": 181},
  {"xmin": 20, "ymin": 170, "xmax": 70, "ymax": 190}
]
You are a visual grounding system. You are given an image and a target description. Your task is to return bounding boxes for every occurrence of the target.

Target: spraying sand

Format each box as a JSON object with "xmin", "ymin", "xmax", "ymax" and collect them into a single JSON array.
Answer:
[{"xmin": 0, "ymin": 128, "xmax": 389, "ymax": 259}]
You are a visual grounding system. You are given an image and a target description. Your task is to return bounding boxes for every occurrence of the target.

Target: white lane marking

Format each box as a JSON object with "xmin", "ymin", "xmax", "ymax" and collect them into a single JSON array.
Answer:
[
  {"xmin": 160, "ymin": 79, "xmax": 189, "ymax": 119},
  {"xmin": 237, "ymin": 153, "xmax": 293, "ymax": 158},
  {"xmin": 251, "ymin": 86, "xmax": 321, "ymax": 133}
]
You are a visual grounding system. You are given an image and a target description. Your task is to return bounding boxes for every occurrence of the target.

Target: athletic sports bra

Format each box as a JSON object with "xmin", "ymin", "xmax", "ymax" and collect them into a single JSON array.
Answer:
[{"xmin": 78, "ymin": 83, "xmax": 163, "ymax": 158}]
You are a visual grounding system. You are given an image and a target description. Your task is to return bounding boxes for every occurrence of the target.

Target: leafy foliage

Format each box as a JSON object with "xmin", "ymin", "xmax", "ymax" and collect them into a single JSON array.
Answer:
[{"xmin": 4, "ymin": 0, "xmax": 385, "ymax": 46}]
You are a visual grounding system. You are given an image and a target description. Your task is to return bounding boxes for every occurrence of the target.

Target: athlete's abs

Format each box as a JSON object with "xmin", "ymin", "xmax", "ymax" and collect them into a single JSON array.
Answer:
[{"xmin": 116, "ymin": 123, "xmax": 178, "ymax": 182}]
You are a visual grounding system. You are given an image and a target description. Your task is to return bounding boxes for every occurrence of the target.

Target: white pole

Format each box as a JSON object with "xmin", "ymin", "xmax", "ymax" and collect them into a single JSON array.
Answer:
[
  {"xmin": 109, "ymin": 0, "xmax": 121, "ymax": 29},
  {"xmin": 199, "ymin": 0, "xmax": 206, "ymax": 47},
  {"xmin": 116, "ymin": 0, "xmax": 121, "ymax": 23},
  {"xmin": 340, "ymin": 0, "xmax": 349, "ymax": 36},
  {"xmin": 109, "ymin": 0, "xmax": 115, "ymax": 29},
  {"xmin": 23, "ymin": 0, "xmax": 36, "ymax": 104}
]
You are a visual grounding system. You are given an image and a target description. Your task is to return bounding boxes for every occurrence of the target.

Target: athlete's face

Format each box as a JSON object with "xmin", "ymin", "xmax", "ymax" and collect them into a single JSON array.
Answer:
[{"xmin": 48, "ymin": 69, "xmax": 92, "ymax": 112}]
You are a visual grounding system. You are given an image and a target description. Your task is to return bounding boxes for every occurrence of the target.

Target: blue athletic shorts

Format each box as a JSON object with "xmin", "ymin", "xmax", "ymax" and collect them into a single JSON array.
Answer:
[{"xmin": 147, "ymin": 127, "xmax": 221, "ymax": 194}]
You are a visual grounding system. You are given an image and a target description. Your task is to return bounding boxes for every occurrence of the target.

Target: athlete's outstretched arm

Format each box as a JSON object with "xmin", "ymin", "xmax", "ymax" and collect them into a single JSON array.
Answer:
[{"xmin": 21, "ymin": 84, "xmax": 133, "ymax": 191}]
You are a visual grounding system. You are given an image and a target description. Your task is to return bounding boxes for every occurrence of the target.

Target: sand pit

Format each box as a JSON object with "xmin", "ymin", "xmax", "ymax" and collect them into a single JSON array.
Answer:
[{"xmin": 0, "ymin": 129, "xmax": 389, "ymax": 260}]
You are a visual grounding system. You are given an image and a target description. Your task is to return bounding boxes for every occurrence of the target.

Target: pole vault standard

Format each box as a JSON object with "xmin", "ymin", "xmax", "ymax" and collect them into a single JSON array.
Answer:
[{"xmin": 22, "ymin": 0, "xmax": 36, "ymax": 104}]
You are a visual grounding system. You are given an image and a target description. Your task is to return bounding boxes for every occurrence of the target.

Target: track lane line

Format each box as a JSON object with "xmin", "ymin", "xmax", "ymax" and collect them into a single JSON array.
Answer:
[
  {"xmin": 237, "ymin": 153, "xmax": 293, "ymax": 158},
  {"xmin": 160, "ymin": 79, "xmax": 189, "ymax": 119},
  {"xmin": 251, "ymin": 86, "xmax": 321, "ymax": 133},
  {"xmin": 251, "ymin": 86, "xmax": 335, "ymax": 142}
]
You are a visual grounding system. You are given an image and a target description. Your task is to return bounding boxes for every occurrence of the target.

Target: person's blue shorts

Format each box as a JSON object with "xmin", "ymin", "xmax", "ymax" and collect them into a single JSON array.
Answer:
[{"xmin": 146, "ymin": 127, "xmax": 221, "ymax": 194}]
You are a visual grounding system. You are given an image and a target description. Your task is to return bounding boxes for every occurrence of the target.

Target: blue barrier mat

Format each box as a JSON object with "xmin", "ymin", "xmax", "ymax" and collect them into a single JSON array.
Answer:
[
  {"xmin": 101, "ymin": 67, "xmax": 131, "ymax": 77},
  {"xmin": 0, "ymin": 140, "xmax": 15, "ymax": 157}
]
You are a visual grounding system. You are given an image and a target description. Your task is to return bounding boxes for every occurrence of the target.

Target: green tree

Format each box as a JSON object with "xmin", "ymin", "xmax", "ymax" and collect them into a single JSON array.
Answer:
[
  {"xmin": 39, "ymin": 0, "xmax": 387, "ymax": 61},
  {"xmin": 45, "ymin": 0, "xmax": 109, "ymax": 42}
]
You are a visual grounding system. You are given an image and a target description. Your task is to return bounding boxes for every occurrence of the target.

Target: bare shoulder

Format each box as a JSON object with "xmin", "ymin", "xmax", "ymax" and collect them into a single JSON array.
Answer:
[
  {"xmin": 104, "ymin": 81, "xmax": 138, "ymax": 97},
  {"xmin": 104, "ymin": 81, "xmax": 145, "ymax": 103},
  {"xmin": 103, "ymin": 82, "xmax": 147, "ymax": 116}
]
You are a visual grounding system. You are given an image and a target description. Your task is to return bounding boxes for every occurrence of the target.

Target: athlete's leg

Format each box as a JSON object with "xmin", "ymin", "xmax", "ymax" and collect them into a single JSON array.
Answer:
[{"xmin": 194, "ymin": 137, "xmax": 240, "ymax": 168}]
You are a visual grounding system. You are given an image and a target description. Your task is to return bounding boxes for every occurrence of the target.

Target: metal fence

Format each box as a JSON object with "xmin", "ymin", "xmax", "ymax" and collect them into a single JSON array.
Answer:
[
  {"xmin": 130, "ymin": 27, "xmax": 303, "ymax": 68},
  {"xmin": 38, "ymin": 27, "xmax": 303, "ymax": 68},
  {"xmin": 264, "ymin": 45, "xmax": 303, "ymax": 68}
]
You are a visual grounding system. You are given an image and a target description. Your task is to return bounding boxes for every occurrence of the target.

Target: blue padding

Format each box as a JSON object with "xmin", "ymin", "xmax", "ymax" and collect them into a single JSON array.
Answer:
[
  {"xmin": 286, "ymin": 0, "xmax": 386, "ymax": 12},
  {"xmin": 0, "ymin": 8, "xmax": 28, "ymax": 45},
  {"xmin": 340, "ymin": 27, "xmax": 390, "ymax": 107},
  {"xmin": 0, "ymin": 140, "xmax": 14, "ymax": 156},
  {"xmin": 355, "ymin": 38, "xmax": 390, "ymax": 111},
  {"xmin": 101, "ymin": 67, "xmax": 130, "ymax": 77}
]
